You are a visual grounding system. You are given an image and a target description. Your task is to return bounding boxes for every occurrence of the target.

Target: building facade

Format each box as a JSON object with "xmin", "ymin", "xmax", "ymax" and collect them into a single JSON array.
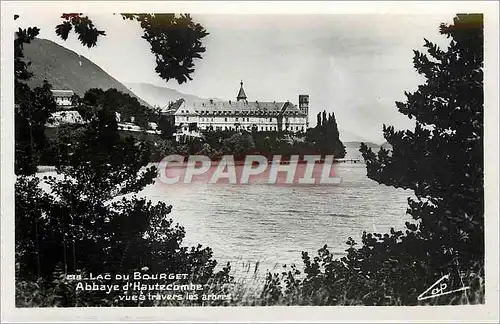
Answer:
[
  {"xmin": 163, "ymin": 81, "xmax": 309, "ymax": 135},
  {"xmin": 51, "ymin": 90, "xmax": 75, "ymax": 108}
]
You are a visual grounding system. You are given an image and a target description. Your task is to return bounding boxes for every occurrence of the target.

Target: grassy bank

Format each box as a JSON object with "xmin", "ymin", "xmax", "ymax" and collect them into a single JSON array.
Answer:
[{"xmin": 16, "ymin": 248, "xmax": 485, "ymax": 307}]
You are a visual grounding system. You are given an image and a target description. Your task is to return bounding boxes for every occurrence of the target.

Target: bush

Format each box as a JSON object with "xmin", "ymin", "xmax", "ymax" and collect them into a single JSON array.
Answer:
[{"xmin": 260, "ymin": 241, "xmax": 484, "ymax": 306}]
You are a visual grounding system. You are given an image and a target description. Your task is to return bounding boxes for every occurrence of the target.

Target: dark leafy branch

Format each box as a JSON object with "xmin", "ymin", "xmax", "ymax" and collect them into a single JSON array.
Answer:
[
  {"xmin": 121, "ymin": 13, "xmax": 209, "ymax": 84},
  {"xmin": 54, "ymin": 13, "xmax": 209, "ymax": 84},
  {"xmin": 55, "ymin": 13, "xmax": 106, "ymax": 48},
  {"xmin": 15, "ymin": 27, "xmax": 40, "ymax": 82},
  {"xmin": 15, "ymin": 12, "xmax": 233, "ymax": 307}
]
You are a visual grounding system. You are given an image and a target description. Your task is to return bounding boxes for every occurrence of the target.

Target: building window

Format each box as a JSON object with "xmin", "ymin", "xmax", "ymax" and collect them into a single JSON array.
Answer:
[
  {"xmin": 224, "ymin": 117, "xmax": 227, "ymax": 122},
  {"xmin": 235, "ymin": 117, "xmax": 238, "ymax": 121},
  {"xmin": 269, "ymin": 118, "xmax": 272, "ymax": 122}
]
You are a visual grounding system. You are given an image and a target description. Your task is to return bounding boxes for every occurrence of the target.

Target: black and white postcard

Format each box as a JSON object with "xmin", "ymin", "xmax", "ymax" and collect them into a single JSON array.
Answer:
[{"xmin": 1, "ymin": 1, "xmax": 499, "ymax": 323}]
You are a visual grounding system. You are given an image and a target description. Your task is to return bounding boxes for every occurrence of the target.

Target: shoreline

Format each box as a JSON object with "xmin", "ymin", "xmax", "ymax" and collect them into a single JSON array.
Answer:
[{"xmin": 37, "ymin": 158, "xmax": 364, "ymax": 172}]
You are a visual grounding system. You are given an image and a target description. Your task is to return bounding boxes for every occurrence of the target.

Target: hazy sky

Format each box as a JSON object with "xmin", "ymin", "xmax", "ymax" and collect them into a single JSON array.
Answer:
[{"xmin": 16, "ymin": 12, "xmax": 454, "ymax": 143}]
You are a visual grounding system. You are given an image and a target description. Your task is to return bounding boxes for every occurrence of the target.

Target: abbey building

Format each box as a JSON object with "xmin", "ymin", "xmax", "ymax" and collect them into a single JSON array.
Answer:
[{"xmin": 164, "ymin": 81, "xmax": 309, "ymax": 134}]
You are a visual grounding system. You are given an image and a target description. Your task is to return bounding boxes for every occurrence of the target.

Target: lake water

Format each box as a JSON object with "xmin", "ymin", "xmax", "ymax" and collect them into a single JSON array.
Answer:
[
  {"xmin": 138, "ymin": 162, "xmax": 415, "ymax": 275},
  {"xmin": 35, "ymin": 147, "xmax": 415, "ymax": 277}
]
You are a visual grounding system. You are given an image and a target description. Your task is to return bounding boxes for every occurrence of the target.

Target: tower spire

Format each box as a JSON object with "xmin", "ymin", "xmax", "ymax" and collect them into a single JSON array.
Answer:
[{"xmin": 237, "ymin": 80, "xmax": 247, "ymax": 101}]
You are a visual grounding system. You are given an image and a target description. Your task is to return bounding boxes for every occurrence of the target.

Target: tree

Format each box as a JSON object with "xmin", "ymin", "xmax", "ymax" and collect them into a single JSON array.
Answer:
[
  {"xmin": 55, "ymin": 13, "xmax": 106, "ymax": 48},
  {"xmin": 260, "ymin": 14, "xmax": 484, "ymax": 306},
  {"xmin": 79, "ymin": 87, "xmax": 154, "ymax": 128},
  {"xmin": 157, "ymin": 114, "xmax": 176, "ymax": 139},
  {"xmin": 54, "ymin": 13, "xmax": 209, "ymax": 84},
  {"xmin": 15, "ymin": 13, "xmax": 233, "ymax": 307},
  {"xmin": 327, "ymin": 112, "xmax": 346, "ymax": 158},
  {"xmin": 14, "ymin": 12, "xmax": 208, "ymax": 173},
  {"xmin": 221, "ymin": 132, "xmax": 255, "ymax": 156},
  {"xmin": 122, "ymin": 14, "xmax": 209, "ymax": 84},
  {"xmin": 309, "ymin": 110, "xmax": 346, "ymax": 158},
  {"xmin": 360, "ymin": 13, "xmax": 483, "ymax": 269},
  {"xmin": 17, "ymin": 109, "xmax": 232, "ymax": 305},
  {"xmin": 14, "ymin": 26, "xmax": 57, "ymax": 175}
]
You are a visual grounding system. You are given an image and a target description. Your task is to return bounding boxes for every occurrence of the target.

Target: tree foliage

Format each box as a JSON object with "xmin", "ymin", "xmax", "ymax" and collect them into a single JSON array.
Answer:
[
  {"xmin": 307, "ymin": 110, "xmax": 346, "ymax": 158},
  {"xmin": 16, "ymin": 98, "xmax": 233, "ymax": 306},
  {"xmin": 15, "ymin": 26, "xmax": 40, "ymax": 81},
  {"xmin": 54, "ymin": 13, "xmax": 209, "ymax": 84},
  {"xmin": 261, "ymin": 14, "xmax": 484, "ymax": 306},
  {"xmin": 55, "ymin": 13, "xmax": 106, "ymax": 48},
  {"xmin": 360, "ymin": 13, "xmax": 484, "ymax": 268},
  {"xmin": 122, "ymin": 14, "xmax": 209, "ymax": 84},
  {"xmin": 79, "ymin": 88, "xmax": 155, "ymax": 128},
  {"xmin": 15, "ymin": 13, "xmax": 231, "ymax": 307},
  {"xmin": 15, "ymin": 27, "xmax": 57, "ymax": 175}
]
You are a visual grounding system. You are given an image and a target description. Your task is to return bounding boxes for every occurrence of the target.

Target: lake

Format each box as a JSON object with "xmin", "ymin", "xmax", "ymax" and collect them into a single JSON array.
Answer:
[{"xmin": 138, "ymin": 161, "xmax": 414, "ymax": 276}]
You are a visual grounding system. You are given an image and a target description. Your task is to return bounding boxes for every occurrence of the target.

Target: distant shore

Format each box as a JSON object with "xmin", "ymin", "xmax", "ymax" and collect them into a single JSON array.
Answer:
[{"xmin": 36, "ymin": 156, "xmax": 364, "ymax": 174}]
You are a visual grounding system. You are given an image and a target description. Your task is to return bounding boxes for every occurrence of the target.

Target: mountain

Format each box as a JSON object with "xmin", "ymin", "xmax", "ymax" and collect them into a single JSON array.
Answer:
[
  {"xmin": 380, "ymin": 141, "xmax": 393, "ymax": 150},
  {"xmin": 338, "ymin": 128, "xmax": 373, "ymax": 143},
  {"xmin": 343, "ymin": 141, "xmax": 382, "ymax": 160},
  {"xmin": 344, "ymin": 141, "xmax": 380, "ymax": 149},
  {"xmin": 22, "ymin": 38, "xmax": 151, "ymax": 107},
  {"xmin": 124, "ymin": 82, "xmax": 217, "ymax": 109}
]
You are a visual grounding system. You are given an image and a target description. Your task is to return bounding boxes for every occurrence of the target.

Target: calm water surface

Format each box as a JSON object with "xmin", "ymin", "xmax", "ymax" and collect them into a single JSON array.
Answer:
[{"xmin": 139, "ymin": 163, "xmax": 415, "ymax": 274}]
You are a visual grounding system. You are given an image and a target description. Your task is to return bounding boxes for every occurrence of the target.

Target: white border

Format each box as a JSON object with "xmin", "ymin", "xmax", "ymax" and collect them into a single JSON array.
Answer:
[{"xmin": 1, "ymin": 1, "xmax": 499, "ymax": 323}]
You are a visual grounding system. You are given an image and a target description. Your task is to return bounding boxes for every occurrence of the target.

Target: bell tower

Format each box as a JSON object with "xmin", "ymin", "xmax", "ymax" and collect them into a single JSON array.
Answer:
[
  {"xmin": 299, "ymin": 95, "xmax": 309, "ymax": 127},
  {"xmin": 237, "ymin": 80, "xmax": 247, "ymax": 101}
]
